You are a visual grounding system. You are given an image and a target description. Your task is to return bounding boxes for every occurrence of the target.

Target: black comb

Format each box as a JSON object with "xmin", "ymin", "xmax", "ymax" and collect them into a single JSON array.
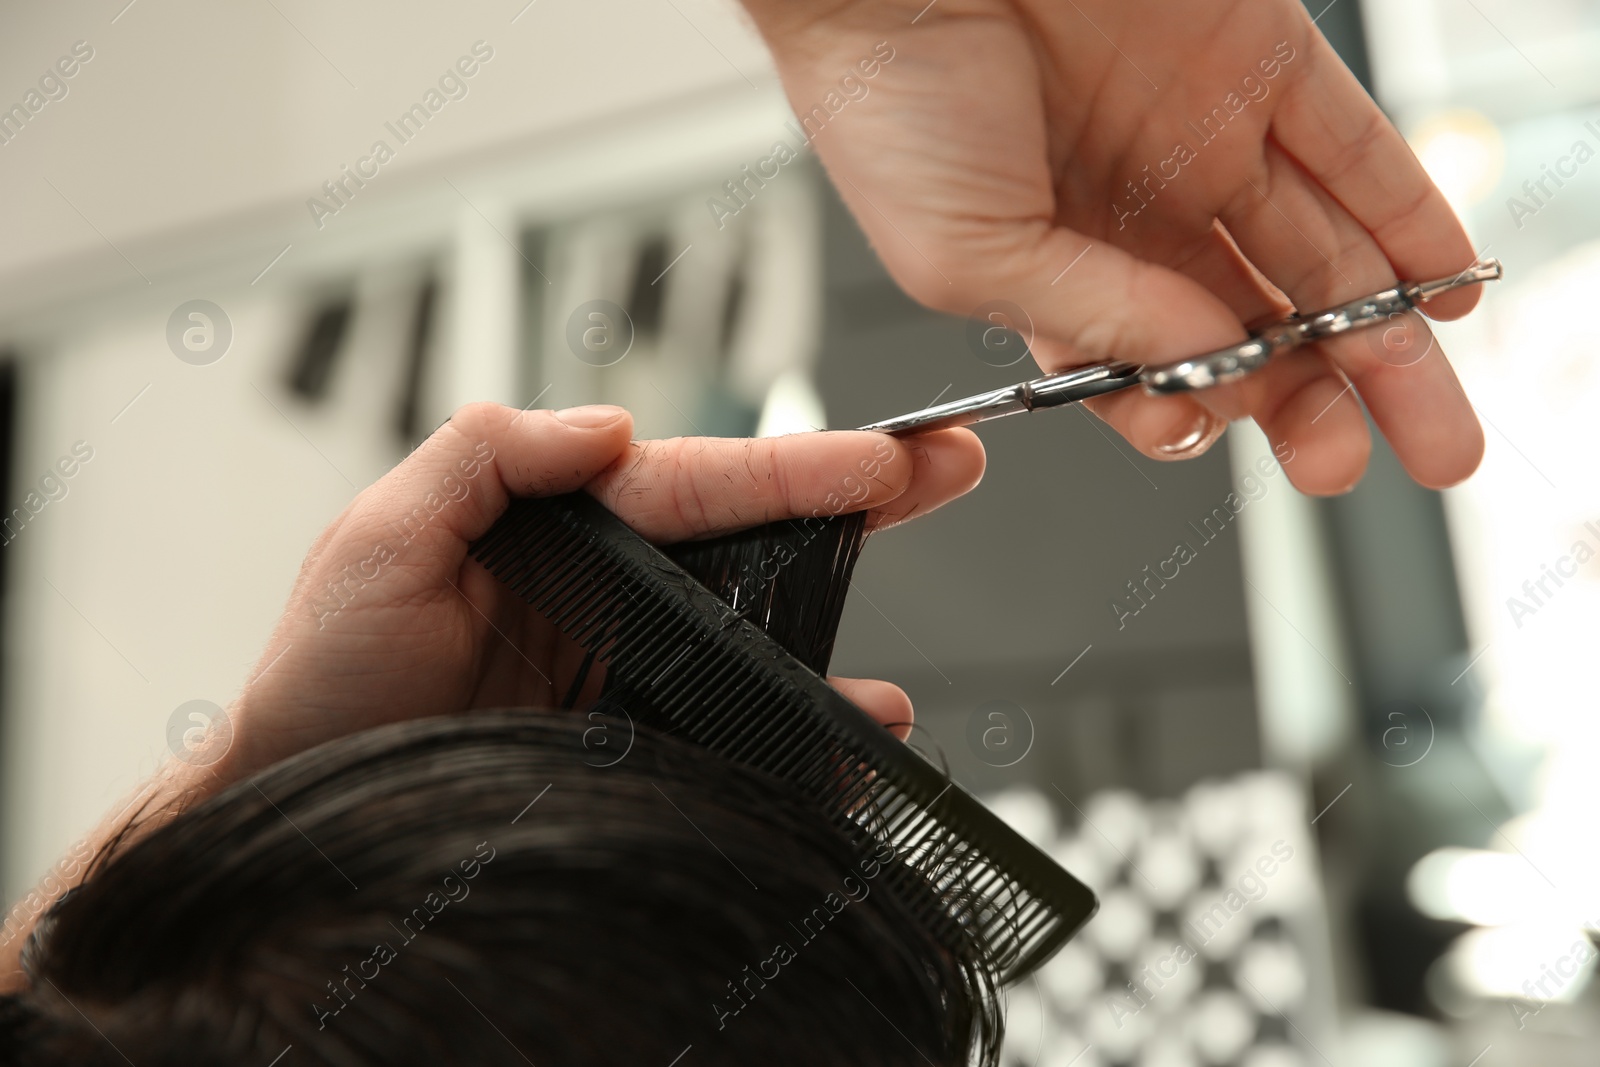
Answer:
[{"xmin": 470, "ymin": 493, "xmax": 1097, "ymax": 981}]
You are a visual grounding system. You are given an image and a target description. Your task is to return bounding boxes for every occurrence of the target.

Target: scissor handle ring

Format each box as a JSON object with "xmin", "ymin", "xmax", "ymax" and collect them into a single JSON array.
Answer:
[
  {"xmin": 1139, "ymin": 258, "xmax": 1502, "ymax": 395},
  {"xmin": 1141, "ymin": 333, "xmax": 1288, "ymax": 394}
]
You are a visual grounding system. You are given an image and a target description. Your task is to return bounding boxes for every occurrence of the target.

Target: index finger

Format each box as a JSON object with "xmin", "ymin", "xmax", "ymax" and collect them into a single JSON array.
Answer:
[
  {"xmin": 585, "ymin": 427, "xmax": 986, "ymax": 542},
  {"xmin": 1272, "ymin": 28, "xmax": 1482, "ymax": 319}
]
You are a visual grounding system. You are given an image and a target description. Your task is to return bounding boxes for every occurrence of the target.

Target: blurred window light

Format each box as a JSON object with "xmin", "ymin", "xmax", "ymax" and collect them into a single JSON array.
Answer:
[
  {"xmin": 1410, "ymin": 109, "xmax": 1505, "ymax": 211},
  {"xmin": 1376, "ymin": 0, "xmax": 1600, "ymax": 967},
  {"xmin": 1408, "ymin": 847, "xmax": 1561, "ymax": 927},
  {"xmin": 754, "ymin": 368, "xmax": 826, "ymax": 437},
  {"xmin": 1363, "ymin": 0, "xmax": 1600, "ymax": 121},
  {"xmin": 1439, "ymin": 924, "xmax": 1595, "ymax": 1002}
]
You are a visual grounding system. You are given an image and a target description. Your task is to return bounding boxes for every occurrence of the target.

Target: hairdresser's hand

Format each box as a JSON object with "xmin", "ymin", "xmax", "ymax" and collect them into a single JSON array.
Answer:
[
  {"xmin": 209, "ymin": 404, "xmax": 981, "ymax": 783},
  {"xmin": 740, "ymin": 0, "xmax": 1484, "ymax": 494}
]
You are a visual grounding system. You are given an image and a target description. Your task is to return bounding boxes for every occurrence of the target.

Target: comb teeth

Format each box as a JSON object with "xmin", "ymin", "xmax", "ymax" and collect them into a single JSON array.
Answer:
[{"xmin": 471, "ymin": 493, "xmax": 1097, "ymax": 981}]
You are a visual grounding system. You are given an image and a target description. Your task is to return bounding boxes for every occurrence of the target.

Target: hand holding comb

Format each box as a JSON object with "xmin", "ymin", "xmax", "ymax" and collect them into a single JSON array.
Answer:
[{"xmin": 470, "ymin": 490, "xmax": 1099, "ymax": 982}]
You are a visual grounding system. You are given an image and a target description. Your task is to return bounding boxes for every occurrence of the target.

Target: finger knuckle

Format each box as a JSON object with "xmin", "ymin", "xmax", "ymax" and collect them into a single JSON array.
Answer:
[
  {"xmin": 671, "ymin": 442, "xmax": 716, "ymax": 530},
  {"xmin": 445, "ymin": 401, "xmax": 503, "ymax": 439},
  {"xmin": 754, "ymin": 438, "xmax": 793, "ymax": 513}
]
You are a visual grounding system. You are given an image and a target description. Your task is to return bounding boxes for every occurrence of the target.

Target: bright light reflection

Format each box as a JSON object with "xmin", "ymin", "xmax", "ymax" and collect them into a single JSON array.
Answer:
[
  {"xmin": 1443, "ymin": 924, "xmax": 1595, "ymax": 1002},
  {"xmin": 1408, "ymin": 847, "xmax": 1563, "ymax": 926},
  {"xmin": 1411, "ymin": 109, "xmax": 1504, "ymax": 210}
]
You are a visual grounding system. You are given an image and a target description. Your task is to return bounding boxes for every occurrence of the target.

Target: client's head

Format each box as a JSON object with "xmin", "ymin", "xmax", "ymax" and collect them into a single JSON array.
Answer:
[{"xmin": 0, "ymin": 711, "xmax": 1001, "ymax": 1066}]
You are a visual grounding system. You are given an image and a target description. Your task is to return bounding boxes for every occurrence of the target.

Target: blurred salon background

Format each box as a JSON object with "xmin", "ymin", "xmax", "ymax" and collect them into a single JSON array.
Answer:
[{"xmin": 0, "ymin": 1, "xmax": 1594, "ymax": 1065}]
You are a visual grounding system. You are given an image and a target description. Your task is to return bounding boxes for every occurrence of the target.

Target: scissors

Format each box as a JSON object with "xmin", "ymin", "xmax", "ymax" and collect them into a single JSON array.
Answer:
[{"xmin": 859, "ymin": 259, "xmax": 1503, "ymax": 436}]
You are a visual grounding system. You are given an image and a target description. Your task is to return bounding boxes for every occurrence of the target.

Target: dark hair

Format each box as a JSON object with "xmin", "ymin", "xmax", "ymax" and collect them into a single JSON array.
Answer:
[{"xmin": 0, "ymin": 711, "xmax": 1001, "ymax": 1066}]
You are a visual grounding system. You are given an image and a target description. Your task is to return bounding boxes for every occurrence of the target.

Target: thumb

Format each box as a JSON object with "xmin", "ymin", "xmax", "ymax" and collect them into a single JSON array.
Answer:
[{"xmin": 332, "ymin": 403, "xmax": 635, "ymax": 577}]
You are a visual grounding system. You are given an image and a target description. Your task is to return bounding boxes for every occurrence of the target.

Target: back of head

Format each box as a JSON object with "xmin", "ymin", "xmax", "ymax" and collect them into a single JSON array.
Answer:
[{"xmin": 1, "ymin": 710, "xmax": 1001, "ymax": 1066}]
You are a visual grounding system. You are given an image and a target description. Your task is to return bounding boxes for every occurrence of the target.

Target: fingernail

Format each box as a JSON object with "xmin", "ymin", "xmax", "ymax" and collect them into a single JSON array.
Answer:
[
  {"xmin": 552, "ymin": 404, "xmax": 626, "ymax": 428},
  {"xmin": 1156, "ymin": 411, "xmax": 1224, "ymax": 457}
]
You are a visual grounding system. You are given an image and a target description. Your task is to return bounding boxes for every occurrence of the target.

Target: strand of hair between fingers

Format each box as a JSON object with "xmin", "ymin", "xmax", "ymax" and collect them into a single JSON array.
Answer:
[{"xmin": 726, "ymin": 437, "xmax": 895, "ymax": 587}]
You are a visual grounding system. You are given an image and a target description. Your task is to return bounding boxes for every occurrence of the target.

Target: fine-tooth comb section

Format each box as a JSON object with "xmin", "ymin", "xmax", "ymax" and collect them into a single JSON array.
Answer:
[{"xmin": 470, "ymin": 492, "xmax": 1098, "ymax": 981}]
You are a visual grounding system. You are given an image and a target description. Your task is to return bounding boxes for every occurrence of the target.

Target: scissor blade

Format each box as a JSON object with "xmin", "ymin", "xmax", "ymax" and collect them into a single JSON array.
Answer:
[{"xmin": 857, "ymin": 362, "xmax": 1141, "ymax": 436}]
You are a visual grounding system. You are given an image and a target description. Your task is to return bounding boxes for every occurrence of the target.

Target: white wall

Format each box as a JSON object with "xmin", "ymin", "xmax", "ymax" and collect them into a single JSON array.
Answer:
[{"xmin": 0, "ymin": 0, "xmax": 773, "ymax": 318}]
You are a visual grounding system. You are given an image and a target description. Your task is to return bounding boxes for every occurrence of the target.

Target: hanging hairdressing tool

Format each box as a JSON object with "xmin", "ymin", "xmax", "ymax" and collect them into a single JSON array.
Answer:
[{"xmin": 859, "ymin": 258, "xmax": 1503, "ymax": 436}]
